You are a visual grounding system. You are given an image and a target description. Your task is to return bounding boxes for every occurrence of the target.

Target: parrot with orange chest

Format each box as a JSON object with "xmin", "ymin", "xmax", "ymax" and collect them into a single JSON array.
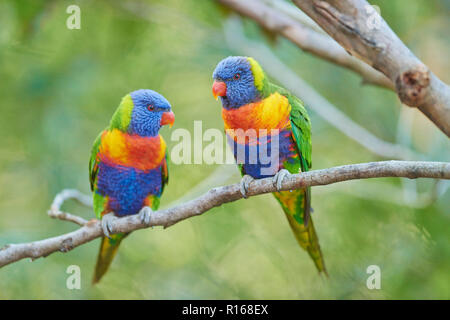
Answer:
[
  {"xmin": 212, "ymin": 56, "xmax": 326, "ymax": 274},
  {"xmin": 89, "ymin": 89, "xmax": 174, "ymax": 283}
]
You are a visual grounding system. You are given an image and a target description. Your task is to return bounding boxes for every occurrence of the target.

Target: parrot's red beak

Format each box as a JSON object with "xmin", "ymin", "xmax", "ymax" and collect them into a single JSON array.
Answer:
[
  {"xmin": 212, "ymin": 80, "xmax": 227, "ymax": 100},
  {"xmin": 160, "ymin": 111, "xmax": 175, "ymax": 128}
]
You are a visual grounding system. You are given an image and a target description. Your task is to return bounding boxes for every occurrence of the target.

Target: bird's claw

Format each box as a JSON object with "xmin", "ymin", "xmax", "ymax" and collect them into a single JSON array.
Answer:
[
  {"xmin": 138, "ymin": 206, "xmax": 153, "ymax": 226},
  {"xmin": 273, "ymin": 169, "xmax": 291, "ymax": 191},
  {"xmin": 240, "ymin": 175, "xmax": 254, "ymax": 199},
  {"xmin": 101, "ymin": 213, "xmax": 117, "ymax": 239}
]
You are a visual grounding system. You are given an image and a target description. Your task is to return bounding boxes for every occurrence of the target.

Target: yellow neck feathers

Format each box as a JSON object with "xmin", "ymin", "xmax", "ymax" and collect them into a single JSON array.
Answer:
[{"xmin": 247, "ymin": 57, "xmax": 265, "ymax": 92}]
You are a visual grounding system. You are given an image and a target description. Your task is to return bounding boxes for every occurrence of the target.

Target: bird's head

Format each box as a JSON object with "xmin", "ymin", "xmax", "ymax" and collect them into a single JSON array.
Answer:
[
  {"xmin": 112, "ymin": 89, "xmax": 175, "ymax": 137},
  {"xmin": 212, "ymin": 56, "xmax": 267, "ymax": 109}
]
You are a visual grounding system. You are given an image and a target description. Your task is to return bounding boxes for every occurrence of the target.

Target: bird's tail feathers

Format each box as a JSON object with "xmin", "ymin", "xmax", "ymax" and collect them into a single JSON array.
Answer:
[
  {"xmin": 92, "ymin": 233, "xmax": 127, "ymax": 284},
  {"xmin": 273, "ymin": 189, "xmax": 327, "ymax": 275}
]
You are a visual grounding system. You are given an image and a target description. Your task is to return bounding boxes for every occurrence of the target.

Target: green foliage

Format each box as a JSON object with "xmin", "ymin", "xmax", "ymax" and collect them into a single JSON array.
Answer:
[{"xmin": 0, "ymin": 0, "xmax": 448, "ymax": 299}]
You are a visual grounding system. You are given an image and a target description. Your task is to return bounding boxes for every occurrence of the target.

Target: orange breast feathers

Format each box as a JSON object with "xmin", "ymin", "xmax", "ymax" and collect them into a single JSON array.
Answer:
[
  {"xmin": 98, "ymin": 129, "xmax": 166, "ymax": 171},
  {"xmin": 222, "ymin": 92, "xmax": 291, "ymax": 141}
]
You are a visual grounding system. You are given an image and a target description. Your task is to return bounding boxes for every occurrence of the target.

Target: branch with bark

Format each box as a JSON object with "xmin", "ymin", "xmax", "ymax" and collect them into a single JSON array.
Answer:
[
  {"xmin": 0, "ymin": 161, "xmax": 449, "ymax": 268},
  {"xmin": 218, "ymin": 0, "xmax": 392, "ymax": 89},
  {"xmin": 218, "ymin": 0, "xmax": 450, "ymax": 137}
]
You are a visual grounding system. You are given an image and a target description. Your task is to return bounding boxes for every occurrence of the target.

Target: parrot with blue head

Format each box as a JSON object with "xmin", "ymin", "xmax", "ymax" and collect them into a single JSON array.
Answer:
[
  {"xmin": 212, "ymin": 56, "xmax": 326, "ymax": 274},
  {"xmin": 89, "ymin": 89, "xmax": 175, "ymax": 283}
]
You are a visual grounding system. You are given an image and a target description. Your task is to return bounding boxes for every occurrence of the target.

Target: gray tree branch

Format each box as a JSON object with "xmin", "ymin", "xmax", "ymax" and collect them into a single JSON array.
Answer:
[
  {"xmin": 1, "ymin": 161, "xmax": 449, "ymax": 268},
  {"xmin": 218, "ymin": 0, "xmax": 393, "ymax": 89},
  {"xmin": 291, "ymin": 0, "xmax": 450, "ymax": 137}
]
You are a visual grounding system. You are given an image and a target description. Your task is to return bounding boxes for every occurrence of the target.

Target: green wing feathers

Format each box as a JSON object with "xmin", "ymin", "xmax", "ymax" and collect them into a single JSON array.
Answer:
[
  {"xmin": 268, "ymin": 83, "xmax": 311, "ymax": 169},
  {"xmin": 89, "ymin": 131, "xmax": 103, "ymax": 192},
  {"xmin": 92, "ymin": 233, "xmax": 127, "ymax": 284},
  {"xmin": 89, "ymin": 130, "xmax": 107, "ymax": 220},
  {"xmin": 161, "ymin": 150, "xmax": 169, "ymax": 193}
]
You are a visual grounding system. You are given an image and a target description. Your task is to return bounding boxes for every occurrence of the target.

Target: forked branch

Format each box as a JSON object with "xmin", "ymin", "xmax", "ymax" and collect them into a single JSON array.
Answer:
[{"xmin": 0, "ymin": 161, "xmax": 448, "ymax": 268}]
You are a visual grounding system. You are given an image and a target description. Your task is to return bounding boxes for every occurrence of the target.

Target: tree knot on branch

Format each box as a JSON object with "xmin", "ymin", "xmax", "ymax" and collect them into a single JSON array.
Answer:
[
  {"xmin": 396, "ymin": 65, "xmax": 430, "ymax": 107},
  {"xmin": 60, "ymin": 238, "xmax": 74, "ymax": 253}
]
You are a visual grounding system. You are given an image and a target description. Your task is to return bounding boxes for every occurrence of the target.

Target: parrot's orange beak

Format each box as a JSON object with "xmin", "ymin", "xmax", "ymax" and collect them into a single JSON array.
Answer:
[
  {"xmin": 160, "ymin": 111, "xmax": 175, "ymax": 128},
  {"xmin": 212, "ymin": 80, "xmax": 227, "ymax": 100}
]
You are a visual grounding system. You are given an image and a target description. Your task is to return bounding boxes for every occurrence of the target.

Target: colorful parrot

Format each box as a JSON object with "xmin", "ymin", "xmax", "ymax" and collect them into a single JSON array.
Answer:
[
  {"xmin": 89, "ymin": 89, "xmax": 174, "ymax": 283},
  {"xmin": 212, "ymin": 56, "xmax": 326, "ymax": 274}
]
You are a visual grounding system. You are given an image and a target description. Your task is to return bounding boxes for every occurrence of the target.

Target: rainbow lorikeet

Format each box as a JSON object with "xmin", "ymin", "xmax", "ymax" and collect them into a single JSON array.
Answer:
[
  {"xmin": 89, "ymin": 89, "xmax": 174, "ymax": 283},
  {"xmin": 212, "ymin": 56, "xmax": 326, "ymax": 274}
]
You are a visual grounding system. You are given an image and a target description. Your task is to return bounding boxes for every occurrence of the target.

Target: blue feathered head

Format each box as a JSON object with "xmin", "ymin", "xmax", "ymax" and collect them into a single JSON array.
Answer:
[
  {"xmin": 111, "ymin": 89, "xmax": 175, "ymax": 137},
  {"xmin": 212, "ymin": 56, "xmax": 266, "ymax": 109}
]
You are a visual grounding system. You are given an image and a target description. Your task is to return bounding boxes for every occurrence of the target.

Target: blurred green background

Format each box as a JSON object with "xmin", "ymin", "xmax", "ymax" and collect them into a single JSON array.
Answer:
[{"xmin": 0, "ymin": 0, "xmax": 449, "ymax": 299}]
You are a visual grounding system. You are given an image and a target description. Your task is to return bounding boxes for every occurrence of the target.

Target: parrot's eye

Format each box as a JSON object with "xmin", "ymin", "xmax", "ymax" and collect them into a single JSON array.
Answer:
[
  {"xmin": 233, "ymin": 73, "xmax": 240, "ymax": 80},
  {"xmin": 147, "ymin": 105, "xmax": 154, "ymax": 111}
]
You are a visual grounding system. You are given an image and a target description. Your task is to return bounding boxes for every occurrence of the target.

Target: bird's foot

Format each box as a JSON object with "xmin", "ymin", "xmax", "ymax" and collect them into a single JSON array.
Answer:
[
  {"xmin": 272, "ymin": 169, "xmax": 291, "ymax": 191},
  {"xmin": 101, "ymin": 212, "xmax": 117, "ymax": 239},
  {"xmin": 240, "ymin": 175, "xmax": 254, "ymax": 199},
  {"xmin": 138, "ymin": 206, "xmax": 153, "ymax": 226}
]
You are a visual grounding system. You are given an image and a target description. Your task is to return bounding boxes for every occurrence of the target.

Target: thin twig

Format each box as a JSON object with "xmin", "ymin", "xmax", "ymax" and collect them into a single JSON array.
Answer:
[
  {"xmin": 47, "ymin": 210, "xmax": 89, "ymax": 227},
  {"xmin": 47, "ymin": 189, "xmax": 92, "ymax": 226},
  {"xmin": 261, "ymin": 0, "xmax": 326, "ymax": 35},
  {"xmin": 49, "ymin": 188, "xmax": 92, "ymax": 210},
  {"xmin": 0, "ymin": 161, "xmax": 448, "ymax": 268}
]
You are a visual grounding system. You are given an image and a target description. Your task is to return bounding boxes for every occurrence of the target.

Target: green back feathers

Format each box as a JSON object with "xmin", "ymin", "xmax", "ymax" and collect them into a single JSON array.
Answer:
[{"xmin": 109, "ymin": 94, "xmax": 134, "ymax": 131}]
